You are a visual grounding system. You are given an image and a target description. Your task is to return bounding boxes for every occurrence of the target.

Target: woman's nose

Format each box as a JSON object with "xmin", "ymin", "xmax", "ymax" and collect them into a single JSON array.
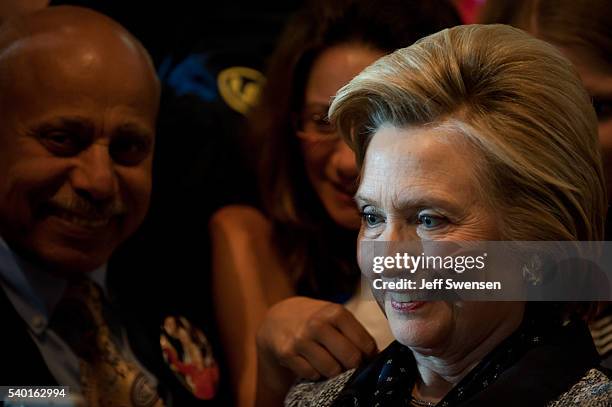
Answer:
[
  {"xmin": 333, "ymin": 140, "xmax": 358, "ymax": 184},
  {"xmin": 380, "ymin": 223, "xmax": 419, "ymax": 242},
  {"xmin": 380, "ymin": 236, "xmax": 423, "ymax": 279}
]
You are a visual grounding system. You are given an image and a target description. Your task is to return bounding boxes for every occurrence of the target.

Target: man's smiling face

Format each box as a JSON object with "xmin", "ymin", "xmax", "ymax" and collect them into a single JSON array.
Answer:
[{"xmin": 0, "ymin": 12, "xmax": 159, "ymax": 273}]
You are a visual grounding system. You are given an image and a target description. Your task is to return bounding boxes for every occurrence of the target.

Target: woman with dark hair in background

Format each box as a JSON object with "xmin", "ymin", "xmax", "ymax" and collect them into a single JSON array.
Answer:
[
  {"xmin": 210, "ymin": 0, "xmax": 461, "ymax": 404},
  {"xmin": 479, "ymin": 0, "xmax": 612, "ymax": 369}
]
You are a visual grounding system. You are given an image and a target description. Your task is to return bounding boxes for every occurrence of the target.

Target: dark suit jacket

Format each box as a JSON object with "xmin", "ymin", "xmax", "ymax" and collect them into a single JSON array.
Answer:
[{"xmin": 0, "ymin": 273, "xmax": 232, "ymax": 406}]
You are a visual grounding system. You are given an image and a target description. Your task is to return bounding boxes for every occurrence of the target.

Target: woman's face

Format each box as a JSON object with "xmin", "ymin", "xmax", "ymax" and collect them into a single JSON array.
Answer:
[
  {"xmin": 355, "ymin": 125, "xmax": 523, "ymax": 352},
  {"xmin": 561, "ymin": 48, "xmax": 612, "ymax": 199},
  {"xmin": 299, "ymin": 43, "xmax": 385, "ymax": 230}
]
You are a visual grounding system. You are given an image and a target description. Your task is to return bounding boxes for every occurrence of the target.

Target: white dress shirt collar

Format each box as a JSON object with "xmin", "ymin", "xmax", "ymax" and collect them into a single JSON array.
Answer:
[{"xmin": 0, "ymin": 236, "xmax": 107, "ymax": 335}]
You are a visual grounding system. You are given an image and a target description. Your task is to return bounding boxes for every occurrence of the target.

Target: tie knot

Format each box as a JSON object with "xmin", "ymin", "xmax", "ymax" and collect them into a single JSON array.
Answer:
[
  {"xmin": 63, "ymin": 278, "xmax": 104, "ymax": 313},
  {"xmin": 51, "ymin": 278, "xmax": 108, "ymax": 360}
]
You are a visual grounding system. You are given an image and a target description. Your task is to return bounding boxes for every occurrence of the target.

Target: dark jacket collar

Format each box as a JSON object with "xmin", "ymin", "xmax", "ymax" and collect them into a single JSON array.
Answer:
[
  {"xmin": 333, "ymin": 313, "xmax": 599, "ymax": 407},
  {"xmin": 0, "ymin": 287, "xmax": 57, "ymax": 385}
]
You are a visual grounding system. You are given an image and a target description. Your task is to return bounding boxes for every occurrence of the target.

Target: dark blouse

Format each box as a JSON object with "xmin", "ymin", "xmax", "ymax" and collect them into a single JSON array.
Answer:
[{"xmin": 286, "ymin": 311, "xmax": 610, "ymax": 407}]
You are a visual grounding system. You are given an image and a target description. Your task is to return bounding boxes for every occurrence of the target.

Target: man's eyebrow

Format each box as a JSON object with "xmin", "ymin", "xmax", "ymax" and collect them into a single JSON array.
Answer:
[
  {"xmin": 30, "ymin": 116, "xmax": 95, "ymax": 133},
  {"xmin": 114, "ymin": 122, "xmax": 154, "ymax": 138}
]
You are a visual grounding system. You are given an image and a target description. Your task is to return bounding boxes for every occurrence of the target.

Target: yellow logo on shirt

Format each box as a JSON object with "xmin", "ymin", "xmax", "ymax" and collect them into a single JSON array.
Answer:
[{"xmin": 217, "ymin": 66, "xmax": 265, "ymax": 115}]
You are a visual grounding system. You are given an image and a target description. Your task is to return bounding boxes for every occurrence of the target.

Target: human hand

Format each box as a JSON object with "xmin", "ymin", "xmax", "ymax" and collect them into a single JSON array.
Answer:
[{"xmin": 256, "ymin": 296, "xmax": 378, "ymax": 380}]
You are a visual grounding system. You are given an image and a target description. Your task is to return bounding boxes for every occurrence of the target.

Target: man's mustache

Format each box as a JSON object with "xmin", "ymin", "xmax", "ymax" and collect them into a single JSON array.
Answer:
[{"xmin": 47, "ymin": 194, "xmax": 126, "ymax": 219}]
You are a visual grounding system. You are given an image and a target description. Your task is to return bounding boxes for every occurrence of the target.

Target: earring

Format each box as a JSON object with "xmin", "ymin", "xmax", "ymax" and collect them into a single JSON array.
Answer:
[{"xmin": 522, "ymin": 253, "xmax": 543, "ymax": 286}]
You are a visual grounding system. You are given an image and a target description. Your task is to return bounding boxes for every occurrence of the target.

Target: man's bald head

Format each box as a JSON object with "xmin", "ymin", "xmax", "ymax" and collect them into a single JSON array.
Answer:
[
  {"xmin": 0, "ymin": 6, "xmax": 160, "ymax": 273},
  {"xmin": 0, "ymin": 6, "xmax": 159, "ymax": 95}
]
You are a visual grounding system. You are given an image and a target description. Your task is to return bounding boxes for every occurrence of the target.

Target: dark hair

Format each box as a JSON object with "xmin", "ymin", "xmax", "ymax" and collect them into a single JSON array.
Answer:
[
  {"xmin": 249, "ymin": 0, "xmax": 461, "ymax": 299},
  {"xmin": 479, "ymin": 0, "xmax": 612, "ymax": 69}
]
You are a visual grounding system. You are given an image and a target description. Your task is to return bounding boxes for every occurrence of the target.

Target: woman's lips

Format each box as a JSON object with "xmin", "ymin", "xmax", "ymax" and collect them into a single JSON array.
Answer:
[
  {"xmin": 390, "ymin": 300, "xmax": 426, "ymax": 312},
  {"xmin": 331, "ymin": 184, "xmax": 356, "ymax": 205},
  {"xmin": 388, "ymin": 291, "xmax": 427, "ymax": 312}
]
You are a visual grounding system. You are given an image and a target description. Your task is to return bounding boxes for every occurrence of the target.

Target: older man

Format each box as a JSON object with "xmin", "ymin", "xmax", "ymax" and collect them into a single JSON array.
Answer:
[{"xmin": 0, "ymin": 6, "xmax": 224, "ymax": 406}]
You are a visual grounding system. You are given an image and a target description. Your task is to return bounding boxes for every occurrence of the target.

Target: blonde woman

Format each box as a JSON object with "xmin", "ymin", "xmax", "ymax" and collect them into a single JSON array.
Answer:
[{"xmin": 258, "ymin": 24, "xmax": 611, "ymax": 406}]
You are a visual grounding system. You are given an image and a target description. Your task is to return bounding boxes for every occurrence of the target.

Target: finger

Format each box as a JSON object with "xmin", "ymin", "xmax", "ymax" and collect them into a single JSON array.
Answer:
[
  {"xmin": 295, "ymin": 340, "xmax": 343, "ymax": 378},
  {"xmin": 282, "ymin": 354, "xmax": 321, "ymax": 381},
  {"xmin": 311, "ymin": 323, "xmax": 365, "ymax": 370},
  {"xmin": 319, "ymin": 304, "xmax": 378, "ymax": 356}
]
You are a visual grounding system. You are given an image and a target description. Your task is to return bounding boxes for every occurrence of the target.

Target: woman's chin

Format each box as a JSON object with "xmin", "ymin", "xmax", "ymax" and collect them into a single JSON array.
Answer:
[{"xmin": 385, "ymin": 300, "xmax": 449, "ymax": 348}]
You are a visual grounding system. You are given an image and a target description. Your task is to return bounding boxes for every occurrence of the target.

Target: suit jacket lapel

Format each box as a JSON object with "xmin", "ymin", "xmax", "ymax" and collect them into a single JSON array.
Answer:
[{"xmin": 0, "ymin": 288, "xmax": 57, "ymax": 385}]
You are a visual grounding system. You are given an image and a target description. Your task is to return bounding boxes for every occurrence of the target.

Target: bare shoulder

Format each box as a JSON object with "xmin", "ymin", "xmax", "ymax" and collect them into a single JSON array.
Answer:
[
  {"xmin": 209, "ymin": 204, "xmax": 272, "ymax": 238},
  {"xmin": 210, "ymin": 205, "xmax": 293, "ymax": 300},
  {"xmin": 209, "ymin": 204, "xmax": 277, "ymax": 266}
]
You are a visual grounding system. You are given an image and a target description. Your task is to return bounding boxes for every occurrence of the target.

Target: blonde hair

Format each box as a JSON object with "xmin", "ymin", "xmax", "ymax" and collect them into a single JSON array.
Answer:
[{"xmin": 330, "ymin": 24, "xmax": 606, "ymax": 241}]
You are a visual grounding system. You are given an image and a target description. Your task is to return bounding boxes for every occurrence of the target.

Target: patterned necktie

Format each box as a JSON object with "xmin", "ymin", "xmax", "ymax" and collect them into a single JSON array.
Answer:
[{"xmin": 52, "ymin": 279, "xmax": 164, "ymax": 407}]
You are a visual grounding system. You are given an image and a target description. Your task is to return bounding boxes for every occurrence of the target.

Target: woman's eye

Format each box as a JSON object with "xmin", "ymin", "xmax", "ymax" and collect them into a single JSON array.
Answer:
[
  {"xmin": 362, "ymin": 212, "xmax": 384, "ymax": 227},
  {"xmin": 417, "ymin": 213, "xmax": 446, "ymax": 229},
  {"xmin": 311, "ymin": 113, "xmax": 335, "ymax": 134}
]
